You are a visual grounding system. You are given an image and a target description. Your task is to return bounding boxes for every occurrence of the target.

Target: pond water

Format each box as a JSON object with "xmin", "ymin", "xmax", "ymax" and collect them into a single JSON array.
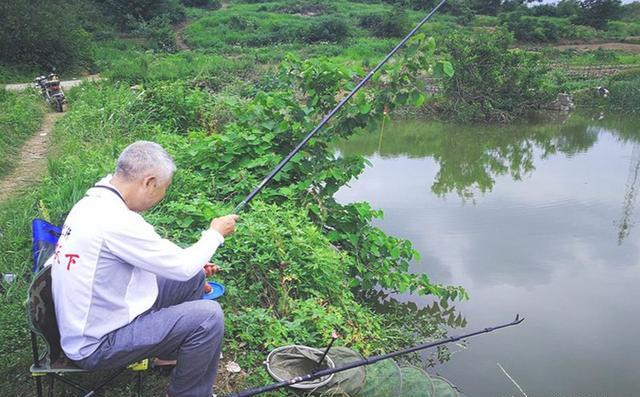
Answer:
[{"xmin": 335, "ymin": 112, "xmax": 640, "ymax": 397}]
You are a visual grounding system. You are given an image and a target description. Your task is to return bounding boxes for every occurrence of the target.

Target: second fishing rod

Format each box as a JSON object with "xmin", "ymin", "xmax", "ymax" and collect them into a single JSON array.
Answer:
[{"xmin": 233, "ymin": 0, "xmax": 448, "ymax": 214}]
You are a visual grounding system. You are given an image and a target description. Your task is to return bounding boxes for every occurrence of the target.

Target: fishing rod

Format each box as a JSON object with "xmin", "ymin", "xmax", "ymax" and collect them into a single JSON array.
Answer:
[
  {"xmin": 233, "ymin": 0, "xmax": 448, "ymax": 214},
  {"xmin": 222, "ymin": 314, "xmax": 525, "ymax": 397}
]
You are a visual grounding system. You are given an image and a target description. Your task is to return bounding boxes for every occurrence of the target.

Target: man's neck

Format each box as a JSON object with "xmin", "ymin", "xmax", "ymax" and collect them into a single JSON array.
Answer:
[{"xmin": 109, "ymin": 175, "xmax": 134, "ymax": 210}]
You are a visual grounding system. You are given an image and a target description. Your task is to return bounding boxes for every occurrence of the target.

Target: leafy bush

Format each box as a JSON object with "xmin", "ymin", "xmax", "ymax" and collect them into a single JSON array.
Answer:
[
  {"xmin": 304, "ymin": 17, "xmax": 351, "ymax": 43},
  {"xmin": 103, "ymin": 0, "xmax": 186, "ymax": 27},
  {"xmin": 441, "ymin": 29, "xmax": 554, "ymax": 122},
  {"xmin": 132, "ymin": 16, "xmax": 178, "ymax": 52},
  {"xmin": 444, "ymin": 0, "xmax": 475, "ymax": 25},
  {"xmin": 592, "ymin": 48, "xmax": 619, "ymax": 63},
  {"xmin": 500, "ymin": 12, "xmax": 567, "ymax": 42},
  {"xmin": 359, "ymin": 8, "xmax": 410, "ymax": 38}
]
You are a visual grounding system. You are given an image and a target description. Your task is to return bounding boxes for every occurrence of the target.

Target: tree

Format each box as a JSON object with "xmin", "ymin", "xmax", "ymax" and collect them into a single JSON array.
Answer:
[
  {"xmin": 620, "ymin": 2, "xmax": 640, "ymax": 22},
  {"xmin": 441, "ymin": 29, "xmax": 553, "ymax": 122},
  {"xmin": 469, "ymin": 0, "xmax": 502, "ymax": 15},
  {"xmin": 0, "ymin": 0, "xmax": 94, "ymax": 71},
  {"xmin": 102, "ymin": 0, "xmax": 185, "ymax": 28},
  {"xmin": 574, "ymin": 0, "xmax": 622, "ymax": 30},
  {"xmin": 556, "ymin": 0, "xmax": 581, "ymax": 17}
]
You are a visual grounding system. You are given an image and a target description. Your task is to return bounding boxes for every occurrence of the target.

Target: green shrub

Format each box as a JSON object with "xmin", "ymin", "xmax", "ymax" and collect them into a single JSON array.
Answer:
[
  {"xmin": 359, "ymin": 8, "xmax": 410, "ymax": 38},
  {"xmin": 304, "ymin": 17, "xmax": 351, "ymax": 43},
  {"xmin": 445, "ymin": 0, "xmax": 475, "ymax": 25},
  {"xmin": 500, "ymin": 12, "xmax": 567, "ymax": 42},
  {"xmin": 103, "ymin": 0, "xmax": 186, "ymax": 27},
  {"xmin": 441, "ymin": 29, "xmax": 554, "ymax": 122},
  {"xmin": 592, "ymin": 48, "xmax": 619, "ymax": 63},
  {"xmin": 132, "ymin": 16, "xmax": 178, "ymax": 52}
]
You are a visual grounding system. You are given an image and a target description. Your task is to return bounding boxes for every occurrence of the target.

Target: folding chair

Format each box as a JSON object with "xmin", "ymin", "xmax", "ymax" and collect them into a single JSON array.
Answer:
[{"xmin": 28, "ymin": 219, "xmax": 148, "ymax": 397}]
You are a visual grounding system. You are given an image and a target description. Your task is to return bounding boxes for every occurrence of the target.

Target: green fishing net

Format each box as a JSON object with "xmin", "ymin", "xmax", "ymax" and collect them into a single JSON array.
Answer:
[{"xmin": 266, "ymin": 345, "xmax": 460, "ymax": 397}]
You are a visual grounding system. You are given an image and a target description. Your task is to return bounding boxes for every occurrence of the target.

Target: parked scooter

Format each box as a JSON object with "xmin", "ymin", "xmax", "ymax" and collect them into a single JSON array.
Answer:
[{"xmin": 34, "ymin": 72, "xmax": 65, "ymax": 112}]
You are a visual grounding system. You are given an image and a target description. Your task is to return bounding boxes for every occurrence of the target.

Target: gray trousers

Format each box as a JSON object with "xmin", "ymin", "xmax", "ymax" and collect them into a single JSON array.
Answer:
[{"xmin": 75, "ymin": 271, "xmax": 224, "ymax": 397}]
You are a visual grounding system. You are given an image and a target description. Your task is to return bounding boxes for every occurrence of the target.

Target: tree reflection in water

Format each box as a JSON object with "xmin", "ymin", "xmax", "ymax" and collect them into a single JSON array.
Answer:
[{"xmin": 340, "ymin": 112, "xmax": 640, "ymax": 232}]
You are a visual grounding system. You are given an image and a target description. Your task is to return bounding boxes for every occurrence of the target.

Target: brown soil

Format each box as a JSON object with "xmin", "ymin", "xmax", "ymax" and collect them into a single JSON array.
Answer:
[
  {"xmin": 0, "ymin": 112, "xmax": 63, "ymax": 203},
  {"xmin": 553, "ymin": 42, "xmax": 640, "ymax": 53},
  {"xmin": 174, "ymin": 21, "xmax": 191, "ymax": 51}
]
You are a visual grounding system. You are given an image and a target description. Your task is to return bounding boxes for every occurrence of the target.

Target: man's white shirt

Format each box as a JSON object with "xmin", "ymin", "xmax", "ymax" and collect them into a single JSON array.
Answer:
[{"xmin": 48, "ymin": 175, "xmax": 224, "ymax": 360}]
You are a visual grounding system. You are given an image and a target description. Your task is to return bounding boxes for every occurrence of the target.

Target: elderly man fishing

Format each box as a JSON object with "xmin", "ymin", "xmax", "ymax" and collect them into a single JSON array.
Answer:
[{"xmin": 48, "ymin": 141, "xmax": 238, "ymax": 397}]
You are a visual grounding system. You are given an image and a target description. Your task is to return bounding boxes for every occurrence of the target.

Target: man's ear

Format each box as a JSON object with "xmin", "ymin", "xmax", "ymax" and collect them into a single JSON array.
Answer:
[{"xmin": 143, "ymin": 175, "xmax": 157, "ymax": 188}]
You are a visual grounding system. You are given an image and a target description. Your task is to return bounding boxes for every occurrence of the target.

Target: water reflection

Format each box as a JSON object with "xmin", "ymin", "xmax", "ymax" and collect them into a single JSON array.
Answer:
[{"xmin": 335, "ymin": 112, "xmax": 640, "ymax": 397}]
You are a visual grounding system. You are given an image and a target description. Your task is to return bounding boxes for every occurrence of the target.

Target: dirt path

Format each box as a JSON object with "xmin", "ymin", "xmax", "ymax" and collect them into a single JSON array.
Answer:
[
  {"xmin": 4, "ymin": 74, "xmax": 101, "ymax": 93},
  {"xmin": 0, "ymin": 112, "xmax": 63, "ymax": 203},
  {"xmin": 174, "ymin": 21, "xmax": 192, "ymax": 51},
  {"xmin": 553, "ymin": 42, "xmax": 640, "ymax": 53}
]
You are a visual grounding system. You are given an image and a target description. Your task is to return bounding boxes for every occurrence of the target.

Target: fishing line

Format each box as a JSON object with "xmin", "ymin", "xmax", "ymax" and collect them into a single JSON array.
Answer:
[{"xmin": 377, "ymin": 104, "xmax": 389, "ymax": 154}]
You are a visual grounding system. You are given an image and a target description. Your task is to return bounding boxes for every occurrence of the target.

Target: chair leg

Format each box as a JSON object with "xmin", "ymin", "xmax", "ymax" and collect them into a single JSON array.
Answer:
[
  {"xmin": 47, "ymin": 374, "xmax": 54, "ymax": 397},
  {"xmin": 34, "ymin": 375, "xmax": 44, "ymax": 397},
  {"xmin": 136, "ymin": 371, "xmax": 143, "ymax": 397}
]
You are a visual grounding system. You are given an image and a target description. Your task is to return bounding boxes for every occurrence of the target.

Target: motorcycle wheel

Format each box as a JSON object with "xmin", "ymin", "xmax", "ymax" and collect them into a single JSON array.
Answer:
[{"xmin": 54, "ymin": 97, "xmax": 64, "ymax": 112}]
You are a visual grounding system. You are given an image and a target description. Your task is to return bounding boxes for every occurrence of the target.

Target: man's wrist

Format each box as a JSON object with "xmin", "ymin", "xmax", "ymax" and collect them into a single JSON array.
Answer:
[{"xmin": 202, "ymin": 229, "xmax": 225, "ymax": 245}]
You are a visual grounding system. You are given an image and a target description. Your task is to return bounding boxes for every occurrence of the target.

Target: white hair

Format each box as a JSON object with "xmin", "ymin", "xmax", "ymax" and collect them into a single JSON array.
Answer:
[{"xmin": 115, "ymin": 141, "xmax": 176, "ymax": 182}]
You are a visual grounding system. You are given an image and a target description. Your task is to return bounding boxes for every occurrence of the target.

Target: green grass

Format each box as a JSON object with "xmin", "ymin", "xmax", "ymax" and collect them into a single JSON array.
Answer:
[
  {"xmin": 542, "ymin": 47, "xmax": 640, "ymax": 67},
  {"xmin": 0, "ymin": 90, "xmax": 46, "ymax": 176},
  {"xmin": 183, "ymin": 10, "xmax": 343, "ymax": 49},
  {"xmin": 100, "ymin": 50, "xmax": 257, "ymax": 86}
]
